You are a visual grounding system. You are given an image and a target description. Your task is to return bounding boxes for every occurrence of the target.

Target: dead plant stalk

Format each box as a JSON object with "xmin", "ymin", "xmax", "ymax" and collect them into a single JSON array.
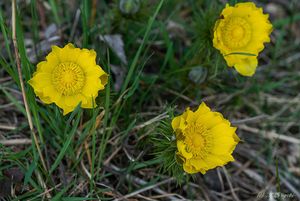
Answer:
[{"xmin": 11, "ymin": 0, "xmax": 47, "ymax": 171}]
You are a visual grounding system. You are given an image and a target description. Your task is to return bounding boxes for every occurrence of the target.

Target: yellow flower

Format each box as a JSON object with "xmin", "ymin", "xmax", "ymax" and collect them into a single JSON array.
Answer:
[
  {"xmin": 29, "ymin": 43, "xmax": 108, "ymax": 115},
  {"xmin": 213, "ymin": 2, "xmax": 272, "ymax": 76},
  {"xmin": 172, "ymin": 102, "xmax": 240, "ymax": 174}
]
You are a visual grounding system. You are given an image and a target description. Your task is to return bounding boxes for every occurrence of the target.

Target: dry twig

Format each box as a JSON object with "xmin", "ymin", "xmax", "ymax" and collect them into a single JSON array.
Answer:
[
  {"xmin": 11, "ymin": 0, "xmax": 47, "ymax": 171},
  {"xmin": 0, "ymin": 138, "xmax": 32, "ymax": 145},
  {"xmin": 239, "ymin": 124, "xmax": 300, "ymax": 144}
]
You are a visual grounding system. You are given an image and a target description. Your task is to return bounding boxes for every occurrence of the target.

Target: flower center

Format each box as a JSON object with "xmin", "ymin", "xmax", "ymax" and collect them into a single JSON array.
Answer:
[
  {"xmin": 183, "ymin": 123, "xmax": 212, "ymax": 158},
  {"xmin": 232, "ymin": 26, "xmax": 244, "ymax": 38},
  {"xmin": 185, "ymin": 133, "xmax": 204, "ymax": 150},
  {"xmin": 222, "ymin": 17, "xmax": 251, "ymax": 50},
  {"xmin": 52, "ymin": 62, "xmax": 85, "ymax": 96}
]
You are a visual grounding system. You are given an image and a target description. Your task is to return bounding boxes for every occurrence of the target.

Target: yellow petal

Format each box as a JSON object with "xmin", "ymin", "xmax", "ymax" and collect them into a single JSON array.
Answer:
[
  {"xmin": 42, "ymin": 86, "xmax": 61, "ymax": 103},
  {"xmin": 171, "ymin": 115, "xmax": 181, "ymax": 130},
  {"xmin": 34, "ymin": 90, "xmax": 53, "ymax": 104},
  {"xmin": 211, "ymin": 123, "xmax": 237, "ymax": 138},
  {"xmin": 82, "ymin": 76, "xmax": 103, "ymax": 98},
  {"xmin": 177, "ymin": 140, "xmax": 193, "ymax": 160},
  {"xmin": 45, "ymin": 46, "xmax": 61, "ymax": 67},
  {"xmin": 185, "ymin": 108, "xmax": 198, "ymax": 124},
  {"xmin": 76, "ymin": 48, "xmax": 97, "ymax": 71},
  {"xmin": 211, "ymin": 123, "xmax": 239, "ymax": 154},
  {"xmin": 183, "ymin": 163, "xmax": 198, "ymax": 174},
  {"xmin": 36, "ymin": 61, "xmax": 54, "ymax": 73},
  {"xmin": 28, "ymin": 72, "xmax": 52, "ymax": 93},
  {"xmin": 62, "ymin": 106, "xmax": 75, "ymax": 115},
  {"xmin": 189, "ymin": 158, "xmax": 210, "ymax": 174},
  {"xmin": 81, "ymin": 95, "xmax": 97, "ymax": 108},
  {"xmin": 217, "ymin": 154, "xmax": 235, "ymax": 163},
  {"xmin": 204, "ymin": 154, "xmax": 232, "ymax": 169},
  {"xmin": 196, "ymin": 111, "xmax": 230, "ymax": 129},
  {"xmin": 56, "ymin": 96, "xmax": 77, "ymax": 115},
  {"xmin": 64, "ymin": 95, "xmax": 84, "ymax": 107},
  {"xmin": 194, "ymin": 102, "xmax": 211, "ymax": 116},
  {"xmin": 232, "ymin": 56, "xmax": 258, "ymax": 77},
  {"xmin": 172, "ymin": 116, "xmax": 187, "ymax": 132},
  {"xmin": 54, "ymin": 43, "xmax": 82, "ymax": 63},
  {"xmin": 85, "ymin": 64, "xmax": 104, "ymax": 75}
]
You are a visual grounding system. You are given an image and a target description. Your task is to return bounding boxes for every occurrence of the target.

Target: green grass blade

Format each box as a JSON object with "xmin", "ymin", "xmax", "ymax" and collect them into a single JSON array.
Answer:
[
  {"xmin": 120, "ymin": 0, "xmax": 165, "ymax": 93},
  {"xmin": 49, "ymin": 107, "xmax": 82, "ymax": 174}
]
